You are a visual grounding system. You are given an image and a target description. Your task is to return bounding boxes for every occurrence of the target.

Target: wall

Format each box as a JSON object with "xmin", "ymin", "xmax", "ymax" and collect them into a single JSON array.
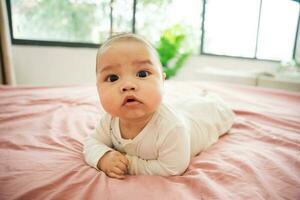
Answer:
[
  {"xmin": 173, "ymin": 55, "xmax": 300, "ymax": 92},
  {"xmin": 296, "ymin": 22, "xmax": 300, "ymax": 64},
  {"xmin": 12, "ymin": 45, "xmax": 97, "ymax": 86},
  {"xmin": 173, "ymin": 55, "xmax": 278, "ymax": 85},
  {"xmin": 0, "ymin": 48, "xmax": 3, "ymax": 84},
  {"xmin": 11, "ymin": 45, "xmax": 285, "ymax": 88}
]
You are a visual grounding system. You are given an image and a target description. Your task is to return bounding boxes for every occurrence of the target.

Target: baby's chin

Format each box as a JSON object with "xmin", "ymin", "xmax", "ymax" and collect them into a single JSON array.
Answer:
[{"xmin": 119, "ymin": 110, "xmax": 156, "ymax": 121}]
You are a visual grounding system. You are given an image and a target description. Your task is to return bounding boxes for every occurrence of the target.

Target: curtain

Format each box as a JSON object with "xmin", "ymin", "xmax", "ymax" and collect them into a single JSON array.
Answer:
[{"xmin": 0, "ymin": 0, "xmax": 16, "ymax": 85}]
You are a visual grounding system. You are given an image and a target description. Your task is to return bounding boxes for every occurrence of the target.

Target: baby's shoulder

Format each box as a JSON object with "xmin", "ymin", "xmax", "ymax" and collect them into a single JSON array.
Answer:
[
  {"xmin": 95, "ymin": 112, "xmax": 113, "ymax": 131},
  {"xmin": 156, "ymin": 103, "xmax": 186, "ymax": 129},
  {"xmin": 154, "ymin": 103, "xmax": 189, "ymax": 145},
  {"xmin": 98, "ymin": 112, "xmax": 111, "ymax": 123}
]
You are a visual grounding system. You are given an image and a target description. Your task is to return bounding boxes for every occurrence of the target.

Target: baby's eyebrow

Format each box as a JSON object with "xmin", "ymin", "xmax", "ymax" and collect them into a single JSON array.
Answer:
[
  {"xmin": 98, "ymin": 60, "xmax": 153, "ymax": 74},
  {"xmin": 99, "ymin": 64, "xmax": 120, "ymax": 73},
  {"xmin": 132, "ymin": 60, "xmax": 153, "ymax": 66}
]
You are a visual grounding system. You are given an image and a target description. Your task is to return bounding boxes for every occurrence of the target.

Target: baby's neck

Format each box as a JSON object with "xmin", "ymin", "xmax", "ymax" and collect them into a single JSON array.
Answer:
[{"xmin": 119, "ymin": 113, "xmax": 154, "ymax": 140}]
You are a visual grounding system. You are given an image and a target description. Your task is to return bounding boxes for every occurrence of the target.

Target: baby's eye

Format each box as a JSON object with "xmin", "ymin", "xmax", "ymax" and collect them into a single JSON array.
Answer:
[
  {"xmin": 106, "ymin": 74, "xmax": 119, "ymax": 82},
  {"xmin": 137, "ymin": 70, "xmax": 150, "ymax": 78}
]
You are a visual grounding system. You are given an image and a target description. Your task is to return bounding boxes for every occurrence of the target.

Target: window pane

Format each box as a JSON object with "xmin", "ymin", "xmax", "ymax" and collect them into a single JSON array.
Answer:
[
  {"xmin": 10, "ymin": 0, "xmax": 111, "ymax": 44},
  {"xmin": 112, "ymin": 0, "xmax": 133, "ymax": 34},
  {"xmin": 135, "ymin": 0, "xmax": 203, "ymax": 54},
  {"xmin": 256, "ymin": 0, "xmax": 299, "ymax": 61},
  {"xmin": 203, "ymin": 0, "xmax": 260, "ymax": 58}
]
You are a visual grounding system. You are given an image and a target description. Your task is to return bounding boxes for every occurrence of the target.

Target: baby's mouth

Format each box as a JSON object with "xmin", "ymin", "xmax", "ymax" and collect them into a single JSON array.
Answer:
[{"xmin": 122, "ymin": 96, "xmax": 142, "ymax": 106}]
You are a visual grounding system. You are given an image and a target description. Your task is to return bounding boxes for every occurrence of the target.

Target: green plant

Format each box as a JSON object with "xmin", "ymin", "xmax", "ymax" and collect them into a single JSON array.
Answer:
[{"xmin": 156, "ymin": 25, "xmax": 191, "ymax": 79}]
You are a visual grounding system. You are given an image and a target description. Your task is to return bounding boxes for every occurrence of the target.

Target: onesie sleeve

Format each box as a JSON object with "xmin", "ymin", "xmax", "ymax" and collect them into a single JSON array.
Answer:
[
  {"xmin": 83, "ymin": 114, "xmax": 114, "ymax": 170},
  {"xmin": 125, "ymin": 126, "xmax": 190, "ymax": 176}
]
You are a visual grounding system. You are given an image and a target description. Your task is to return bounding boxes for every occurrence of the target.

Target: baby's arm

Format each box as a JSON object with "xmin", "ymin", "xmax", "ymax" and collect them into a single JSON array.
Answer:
[
  {"xmin": 125, "ymin": 126, "xmax": 190, "ymax": 176},
  {"xmin": 83, "ymin": 115, "xmax": 128, "ymax": 179}
]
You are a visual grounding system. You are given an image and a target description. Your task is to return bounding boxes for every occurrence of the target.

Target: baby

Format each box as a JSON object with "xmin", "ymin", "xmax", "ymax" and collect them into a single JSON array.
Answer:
[{"xmin": 83, "ymin": 33, "xmax": 234, "ymax": 179}]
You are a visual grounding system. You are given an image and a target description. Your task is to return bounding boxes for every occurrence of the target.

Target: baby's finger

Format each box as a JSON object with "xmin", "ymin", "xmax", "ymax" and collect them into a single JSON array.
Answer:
[
  {"xmin": 107, "ymin": 171, "xmax": 125, "ymax": 179},
  {"xmin": 118, "ymin": 155, "xmax": 129, "ymax": 166},
  {"xmin": 116, "ymin": 161, "xmax": 128, "ymax": 173},
  {"xmin": 111, "ymin": 166, "xmax": 125, "ymax": 175}
]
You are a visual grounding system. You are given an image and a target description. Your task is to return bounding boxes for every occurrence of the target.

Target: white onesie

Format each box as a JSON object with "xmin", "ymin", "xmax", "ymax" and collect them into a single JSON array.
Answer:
[{"xmin": 83, "ymin": 93, "xmax": 235, "ymax": 176}]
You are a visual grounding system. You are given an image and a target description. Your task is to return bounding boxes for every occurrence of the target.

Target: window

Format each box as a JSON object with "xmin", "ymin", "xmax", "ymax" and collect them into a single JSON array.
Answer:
[
  {"xmin": 135, "ymin": 0, "xmax": 202, "ymax": 53},
  {"xmin": 111, "ymin": 0, "xmax": 133, "ymax": 34},
  {"xmin": 203, "ymin": 0, "xmax": 260, "ymax": 58},
  {"xmin": 256, "ymin": 0, "xmax": 299, "ymax": 61},
  {"xmin": 7, "ymin": 0, "xmax": 133, "ymax": 46},
  {"xmin": 6, "ymin": 0, "xmax": 300, "ymax": 62},
  {"xmin": 202, "ymin": 0, "xmax": 300, "ymax": 61},
  {"xmin": 7, "ymin": 0, "xmax": 202, "ymax": 52}
]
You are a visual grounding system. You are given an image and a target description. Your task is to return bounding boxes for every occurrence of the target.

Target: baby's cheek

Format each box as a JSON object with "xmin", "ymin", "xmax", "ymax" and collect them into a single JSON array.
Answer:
[
  {"xmin": 148, "ymin": 87, "xmax": 163, "ymax": 108},
  {"xmin": 100, "ymin": 92, "xmax": 117, "ymax": 114}
]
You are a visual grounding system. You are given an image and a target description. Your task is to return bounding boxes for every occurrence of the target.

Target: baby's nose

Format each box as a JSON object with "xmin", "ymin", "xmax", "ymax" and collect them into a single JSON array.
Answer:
[{"xmin": 121, "ymin": 81, "xmax": 137, "ymax": 92}]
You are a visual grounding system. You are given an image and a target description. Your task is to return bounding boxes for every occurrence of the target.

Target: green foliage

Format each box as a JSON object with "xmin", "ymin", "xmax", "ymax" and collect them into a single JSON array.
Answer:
[
  {"xmin": 163, "ymin": 52, "xmax": 190, "ymax": 79},
  {"xmin": 140, "ymin": 0, "xmax": 172, "ymax": 6},
  {"xmin": 13, "ymin": 0, "xmax": 99, "ymax": 42},
  {"xmin": 156, "ymin": 25, "xmax": 191, "ymax": 79},
  {"xmin": 156, "ymin": 25, "xmax": 185, "ymax": 67}
]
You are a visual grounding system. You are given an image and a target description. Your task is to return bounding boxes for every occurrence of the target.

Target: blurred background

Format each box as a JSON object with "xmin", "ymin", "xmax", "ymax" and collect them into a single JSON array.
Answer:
[{"xmin": 1, "ymin": 0, "xmax": 300, "ymax": 91}]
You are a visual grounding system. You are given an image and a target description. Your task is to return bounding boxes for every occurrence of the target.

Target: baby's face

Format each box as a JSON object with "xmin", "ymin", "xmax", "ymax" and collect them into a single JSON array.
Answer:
[{"xmin": 96, "ymin": 40, "xmax": 164, "ymax": 121}]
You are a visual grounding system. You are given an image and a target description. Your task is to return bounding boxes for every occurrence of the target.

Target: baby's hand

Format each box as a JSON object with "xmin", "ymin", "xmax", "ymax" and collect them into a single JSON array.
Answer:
[{"xmin": 97, "ymin": 150, "xmax": 129, "ymax": 179}]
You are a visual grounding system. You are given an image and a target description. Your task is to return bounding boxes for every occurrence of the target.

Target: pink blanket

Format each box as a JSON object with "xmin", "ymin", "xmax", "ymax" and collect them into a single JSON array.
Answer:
[{"xmin": 0, "ymin": 81, "xmax": 299, "ymax": 200}]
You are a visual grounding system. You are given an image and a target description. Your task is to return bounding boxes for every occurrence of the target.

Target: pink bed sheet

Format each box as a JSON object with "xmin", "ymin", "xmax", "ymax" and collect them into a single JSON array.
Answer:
[{"xmin": 0, "ymin": 81, "xmax": 299, "ymax": 200}]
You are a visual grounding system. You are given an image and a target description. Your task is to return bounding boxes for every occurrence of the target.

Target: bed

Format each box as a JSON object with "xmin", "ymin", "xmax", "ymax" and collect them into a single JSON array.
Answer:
[{"xmin": 0, "ymin": 81, "xmax": 299, "ymax": 200}]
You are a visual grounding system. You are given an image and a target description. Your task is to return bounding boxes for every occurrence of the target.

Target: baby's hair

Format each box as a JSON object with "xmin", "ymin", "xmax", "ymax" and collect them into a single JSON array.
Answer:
[{"xmin": 96, "ymin": 33, "xmax": 162, "ymax": 73}]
